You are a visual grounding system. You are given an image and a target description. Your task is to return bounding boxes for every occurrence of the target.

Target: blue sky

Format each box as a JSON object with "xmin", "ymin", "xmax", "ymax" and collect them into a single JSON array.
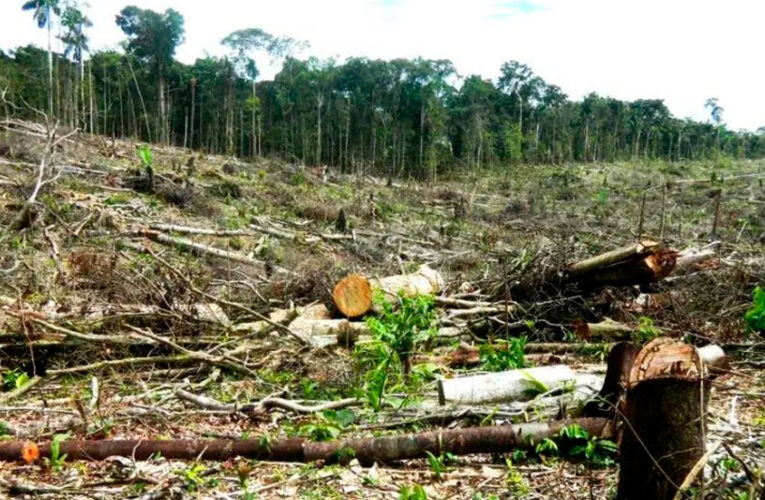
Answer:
[{"xmin": 1, "ymin": 0, "xmax": 763, "ymax": 131}]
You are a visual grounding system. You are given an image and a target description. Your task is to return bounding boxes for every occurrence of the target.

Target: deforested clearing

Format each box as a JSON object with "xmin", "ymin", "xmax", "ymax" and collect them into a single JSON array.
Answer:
[{"xmin": 0, "ymin": 2, "xmax": 764, "ymax": 499}]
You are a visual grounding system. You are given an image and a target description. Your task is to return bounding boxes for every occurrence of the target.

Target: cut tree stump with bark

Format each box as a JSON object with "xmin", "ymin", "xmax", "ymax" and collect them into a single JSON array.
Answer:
[
  {"xmin": 616, "ymin": 338, "xmax": 710, "ymax": 500},
  {"xmin": 0, "ymin": 417, "xmax": 610, "ymax": 465},
  {"xmin": 332, "ymin": 265, "xmax": 444, "ymax": 318},
  {"xmin": 567, "ymin": 240, "xmax": 677, "ymax": 289}
]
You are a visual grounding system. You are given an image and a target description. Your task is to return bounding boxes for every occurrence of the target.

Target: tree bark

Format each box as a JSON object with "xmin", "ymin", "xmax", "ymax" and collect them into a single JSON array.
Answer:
[
  {"xmin": 0, "ymin": 418, "xmax": 610, "ymax": 465},
  {"xmin": 617, "ymin": 338, "xmax": 709, "ymax": 500}
]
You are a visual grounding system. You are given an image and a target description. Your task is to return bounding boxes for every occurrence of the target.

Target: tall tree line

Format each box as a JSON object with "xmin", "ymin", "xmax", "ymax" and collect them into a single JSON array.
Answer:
[{"xmin": 1, "ymin": 3, "xmax": 764, "ymax": 179}]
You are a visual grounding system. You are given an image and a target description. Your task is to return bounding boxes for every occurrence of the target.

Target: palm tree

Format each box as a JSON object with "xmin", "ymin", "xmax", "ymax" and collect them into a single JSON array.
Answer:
[
  {"xmin": 59, "ymin": 4, "xmax": 91, "ymax": 129},
  {"xmin": 22, "ymin": 0, "xmax": 60, "ymax": 116}
]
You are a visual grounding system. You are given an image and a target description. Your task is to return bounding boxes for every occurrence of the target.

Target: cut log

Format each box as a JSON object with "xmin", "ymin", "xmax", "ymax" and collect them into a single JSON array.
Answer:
[
  {"xmin": 0, "ymin": 417, "xmax": 610, "ymax": 465},
  {"xmin": 567, "ymin": 240, "xmax": 677, "ymax": 288},
  {"xmin": 572, "ymin": 317, "xmax": 635, "ymax": 340},
  {"xmin": 332, "ymin": 274, "xmax": 372, "ymax": 318},
  {"xmin": 617, "ymin": 338, "xmax": 709, "ymax": 500},
  {"xmin": 332, "ymin": 265, "xmax": 444, "ymax": 318},
  {"xmin": 437, "ymin": 365, "xmax": 588, "ymax": 405},
  {"xmin": 567, "ymin": 240, "xmax": 659, "ymax": 278}
]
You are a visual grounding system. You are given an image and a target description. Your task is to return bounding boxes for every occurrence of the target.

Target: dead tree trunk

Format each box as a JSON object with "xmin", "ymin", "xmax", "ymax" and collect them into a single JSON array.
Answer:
[
  {"xmin": 567, "ymin": 241, "xmax": 677, "ymax": 289},
  {"xmin": 0, "ymin": 418, "xmax": 609, "ymax": 465},
  {"xmin": 616, "ymin": 338, "xmax": 710, "ymax": 500}
]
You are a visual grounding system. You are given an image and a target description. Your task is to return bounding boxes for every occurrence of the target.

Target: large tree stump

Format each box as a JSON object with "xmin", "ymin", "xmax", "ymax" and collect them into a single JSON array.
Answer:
[{"xmin": 617, "ymin": 338, "xmax": 710, "ymax": 500}]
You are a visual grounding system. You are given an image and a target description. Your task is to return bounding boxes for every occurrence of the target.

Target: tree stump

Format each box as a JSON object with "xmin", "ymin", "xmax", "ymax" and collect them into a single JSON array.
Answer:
[{"xmin": 616, "ymin": 338, "xmax": 710, "ymax": 500}]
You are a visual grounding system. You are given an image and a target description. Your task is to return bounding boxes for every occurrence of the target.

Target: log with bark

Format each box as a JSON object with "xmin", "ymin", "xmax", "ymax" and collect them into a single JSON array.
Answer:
[
  {"xmin": 567, "ymin": 240, "xmax": 677, "ymax": 289},
  {"xmin": 332, "ymin": 265, "xmax": 444, "ymax": 318},
  {"xmin": 0, "ymin": 417, "xmax": 610, "ymax": 465},
  {"xmin": 616, "ymin": 338, "xmax": 711, "ymax": 500}
]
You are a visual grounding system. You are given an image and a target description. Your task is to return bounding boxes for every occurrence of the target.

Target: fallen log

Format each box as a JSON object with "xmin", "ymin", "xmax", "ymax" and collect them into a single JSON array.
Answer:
[
  {"xmin": 332, "ymin": 265, "xmax": 444, "ymax": 318},
  {"xmin": 0, "ymin": 417, "xmax": 610, "ymax": 465},
  {"xmin": 567, "ymin": 240, "xmax": 677, "ymax": 288},
  {"xmin": 673, "ymin": 241, "xmax": 720, "ymax": 274},
  {"xmin": 617, "ymin": 338, "xmax": 710, "ymax": 500},
  {"xmin": 437, "ymin": 365, "xmax": 601, "ymax": 405},
  {"xmin": 572, "ymin": 317, "xmax": 635, "ymax": 340}
]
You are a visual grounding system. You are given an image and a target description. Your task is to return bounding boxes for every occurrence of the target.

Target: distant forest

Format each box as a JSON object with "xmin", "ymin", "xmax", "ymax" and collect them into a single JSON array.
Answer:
[{"xmin": 2, "ymin": 3, "xmax": 764, "ymax": 179}]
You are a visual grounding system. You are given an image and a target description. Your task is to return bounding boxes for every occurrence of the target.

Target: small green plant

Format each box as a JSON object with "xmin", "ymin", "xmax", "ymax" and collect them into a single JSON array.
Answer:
[
  {"xmin": 521, "ymin": 369, "xmax": 550, "ymax": 398},
  {"xmin": 632, "ymin": 316, "xmax": 660, "ymax": 343},
  {"xmin": 299, "ymin": 416, "xmax": 342, "ymax": 442},
  {"xmin": 48, "ymin": 432, "xmax": 72, "ymax": 471},
  {"xmin": 1, "ymin": 369, "xmax": 29, "ymax": 392},
  {"xmin": 744, "ymin": 286, "xmax": 765, "ymax": 333},
  {"xmin": 356, "ymin": 294, "xmax": 438, "ymax": 410},
  {"xmin": 593, "ymin": 186, "xmax": 610, "ymax": 206},
  {"xmin": 425, "ymin": 451, "xmax": 455, "ymax": 479},
  {"xmin": 137, "ymin": 145, "xmax": 153, "ymax": 167},
  {"xmin": 504, "ymin": 459, "xmax": 530, "ymax": 495},
  {"xmin": 479, "ymin": 337, "xmax": 527, "ymax": 371},
  {"xmin": 176, "ymin": 462, "xmax": 206, "ymax": 492},
  {"xmin": 289, "ymin": 171, "xmax": 306, "ymax": 186},
  {"xmin": 535, "ymin": 437, "xmax": 559, "ymax": 457},
  {"xmin": 399, "ymin": 483, "xmax": 428, "ymax": 500},
  {"xmin": 558, "ymin": 424, "xmax": 619, "ymax": 467}
]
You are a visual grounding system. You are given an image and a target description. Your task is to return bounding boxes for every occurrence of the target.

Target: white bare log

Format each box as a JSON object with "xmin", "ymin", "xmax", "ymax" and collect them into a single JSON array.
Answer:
[{"xmin": 438, "ymin": 365, "xmax": 584, "ymax": 405}]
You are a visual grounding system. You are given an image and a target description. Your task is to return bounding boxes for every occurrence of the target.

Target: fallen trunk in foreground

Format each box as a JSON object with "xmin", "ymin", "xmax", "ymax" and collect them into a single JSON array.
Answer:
[
  {"xmin": 0, "ymin": 417, "xmax": 609, "ymax": 465},
  {"xmin": 617, "ymin": 338, "xmax": 710, "ymax": 500}
]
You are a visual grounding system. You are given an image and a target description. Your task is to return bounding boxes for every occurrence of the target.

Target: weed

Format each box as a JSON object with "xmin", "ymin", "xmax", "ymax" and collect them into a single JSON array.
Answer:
[
  {"xmin": 1, "ymin": 369, "xmax": 29, "ymax": 392},
  {"xmin": 632, "ymin": 316, "xmax": 660, "ymax": 343},
  {"xmin": 176, "ymin": 462, "xmax": 207, "ymax": 492},
  {"xmin": 557, "ymin": 424, "xmax": 619, "ymax": 467},
  {"xmin": 504, "ymin": 459, "xmax": 530, "ymax": 495},
  {"xmin": 48, "ymin": 432, "xmax": 72, "ymax": 471},
  {"xmin": 425, "ymin": 451, "xmax": 455, "ymax": 479},
  {"xmin": 479, "ymin": 337, "xmax": 526, "ymax": 371},
  {"xmin": 136, "ymin": 145, "xmax": 153, "ymax": 168},
  {"xmin": 744, "ymin": 286, "xmax": 765, "ymax": 333},
  {"xmin": 356, "ymin": 294, "xmax": 438, "ymax": 410},
  {"xmin": 299, "ymin": 415, "xmax": 343, "ymax": 441},
  {"xmin": 399, "ymin": 483, "xmax": 428, "ymax": 500}
]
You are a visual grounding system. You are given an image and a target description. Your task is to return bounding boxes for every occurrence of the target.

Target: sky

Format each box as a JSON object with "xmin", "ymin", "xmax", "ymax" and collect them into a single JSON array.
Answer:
[{"xmin": 1, "ymin": 0, "xmax": 763, "ymax": 131}]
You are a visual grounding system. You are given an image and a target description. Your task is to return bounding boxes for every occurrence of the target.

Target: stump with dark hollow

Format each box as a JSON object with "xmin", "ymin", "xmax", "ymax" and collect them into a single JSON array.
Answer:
[{"xmin": 616, "ymin": 338, "xmax": 709, "ymax": 500}]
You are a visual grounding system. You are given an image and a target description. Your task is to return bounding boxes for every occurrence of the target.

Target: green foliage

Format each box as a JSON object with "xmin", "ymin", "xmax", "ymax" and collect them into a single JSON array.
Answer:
[
  {"xmin": 504, "ymin": 459, "xmax": 530, "ymax": 496},
  {"xmin": 744, "ymin": 286, "xmax": 765, "ymax": 333},
  {"xmin": 176, "ymin": 462, "xmax": 207, "ymax": 492},
  {"xmin": 632, "ymin": 316, "xmax": 660, "ymax": 343},
  {"xmin": 521, "ymin": 369, "xmax": 549, "ymax": 398},
  {"xmin": 534, "ymin": 437, "xmax": 558, "ymax": 456},
  {"xmin": 356, "ymin": 294, "xmax": 438, "ymax": 410},
  {"xmin": 425, "ymin": 451, "xmax": 455, "ymax": 479},
  {"xmin": 557, "ymin": 424, "xmax": 619, "ymax": 467},
  {"xmin": 593, "ymin": 186, "xmax": 610, "ymax": 206},
  {"xmin": 48, "ymin": 432, "xmax": 71, "ymax": 471},
  {"xmin": 399, "ymin": 484, "xmax": 428, "ymax": 500},
  {"xmin": 479, "ymin": 337, "xmax": 526, "ymax": 371},
  {"xmin": 136, "ymin": 145, "xmax": 153, "ymax": 167},
  {"xmin": 1, "ymin": 369, "xmax": 29, "ymax": 392}
]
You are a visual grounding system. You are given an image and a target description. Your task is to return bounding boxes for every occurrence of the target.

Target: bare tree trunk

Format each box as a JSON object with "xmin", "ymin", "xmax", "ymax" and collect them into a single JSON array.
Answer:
[
  {"xmin": 189, "ymin": 78, "xmax": 196, "ymax": 149},
  {"xmin": 315, "ymin": 94, "xmax": 323, "ymax": 165}
]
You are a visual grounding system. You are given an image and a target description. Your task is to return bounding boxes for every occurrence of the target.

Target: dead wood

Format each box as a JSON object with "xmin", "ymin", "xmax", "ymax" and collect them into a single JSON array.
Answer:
[
  {"xmin": 332, "ymin": 265, "xmax": 444, "ymax": 318},
  {"xmin": 617, "ymin": 338, "xmax": 710, "ymax": 500},
  {"xmin": 566, "ymin": 240, "xmax": 677, "ymax": 289},
  {"xmin": 0, "ymin": 417, "xmax": 610, "ymax": 465}
]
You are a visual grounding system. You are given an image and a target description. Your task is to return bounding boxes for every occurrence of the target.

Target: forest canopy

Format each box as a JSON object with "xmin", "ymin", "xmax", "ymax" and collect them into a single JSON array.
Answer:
[{"xmin": 1, "ymin": 3, "xmax": 764, "ymax": 179}]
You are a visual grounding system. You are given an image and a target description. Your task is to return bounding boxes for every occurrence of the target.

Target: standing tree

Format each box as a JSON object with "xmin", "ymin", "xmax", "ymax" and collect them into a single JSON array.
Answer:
[
  {"xmin": 221, "ymin": 29, "xmax": 308, "ymax": 157},
  {"xmin": 705, "ymin": 97, "xmax": 725, "ymax": 152},
  {"xmin": 22, "ymin": 0, "xmax": 60, "ymax": 116},
  {"xmin": 116, "ymin": 6, "xmax": 184, "ymax": 144},
  {"xmin": 59, "ymin": 2, "xmax": 91, "ymax": 129}
]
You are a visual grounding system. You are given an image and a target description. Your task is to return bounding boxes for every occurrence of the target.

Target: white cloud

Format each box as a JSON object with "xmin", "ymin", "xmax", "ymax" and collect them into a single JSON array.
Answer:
[{"xmin": 1, "ymin": 0, "xmax": 762, "ymax": 130}]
